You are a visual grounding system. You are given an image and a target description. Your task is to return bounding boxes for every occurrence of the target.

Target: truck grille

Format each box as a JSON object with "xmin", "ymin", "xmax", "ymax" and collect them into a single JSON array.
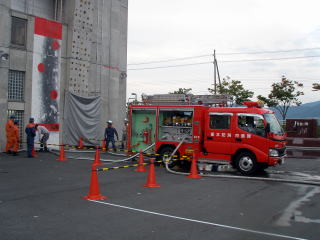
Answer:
[{"xmin": 277, "ymin": 148, "xmax": 286, "ymax": 156}]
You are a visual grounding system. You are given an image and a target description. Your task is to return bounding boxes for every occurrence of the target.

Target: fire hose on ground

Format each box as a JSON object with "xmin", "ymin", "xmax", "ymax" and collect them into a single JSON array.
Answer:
[
  {"xmin": 51, "ymin": 143, "xmax": 155, "ymax": 163},
  {"xmin": 165, "ymin": 162, "xmax": 320, "ymax": 186},
  {"xmin": 61, "ymin": 148, "xmax": 127, "ymax": 157},
  {"xmin": 48, "ymin": 138, "xmax": 320, "ymax": 186},
  {"xmin": 164, "ymin": 139, "xmax": 320, "ymax": 187}
]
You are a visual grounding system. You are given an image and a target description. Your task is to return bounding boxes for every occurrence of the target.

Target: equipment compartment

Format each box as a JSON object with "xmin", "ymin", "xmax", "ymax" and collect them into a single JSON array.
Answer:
[
  {"xmin": 131, "ymin": 109, "xmax": 156, "ymax": 152},
  {"xmin": 158, "ymin": 109, "xmax": 193, "ymax": 143}
]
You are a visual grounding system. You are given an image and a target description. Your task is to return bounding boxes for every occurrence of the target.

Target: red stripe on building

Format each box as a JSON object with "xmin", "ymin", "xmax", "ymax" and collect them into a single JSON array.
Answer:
[
  {"xmin": 34, "ymin": 17, "xmax": 62, "ymax": 40},
  {"xmin": 103, "ymin": 65, "xmax": 120, "ymax": 71}
]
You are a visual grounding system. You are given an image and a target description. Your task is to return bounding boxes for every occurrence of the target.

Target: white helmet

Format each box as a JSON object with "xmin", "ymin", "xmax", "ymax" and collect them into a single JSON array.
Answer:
[{"xmin": 107, "ymin": 120, "xmax": 113, "ymax": 124}]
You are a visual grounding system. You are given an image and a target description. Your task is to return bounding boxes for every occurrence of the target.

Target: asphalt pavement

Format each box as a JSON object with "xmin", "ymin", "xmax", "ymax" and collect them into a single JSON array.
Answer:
[{"xmin": 1, "ymin": 150, "xmax": 320, "ymax": 240}]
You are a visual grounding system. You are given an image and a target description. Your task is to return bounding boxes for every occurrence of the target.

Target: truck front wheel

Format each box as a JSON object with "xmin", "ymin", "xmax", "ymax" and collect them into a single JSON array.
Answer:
[
  {"xmin": 158, "ymin": 147, "xmax": 178, "ymax": 168},
  {"xmin": 234, "ymin": 152, "xmax": 258, "ymax": 175}
]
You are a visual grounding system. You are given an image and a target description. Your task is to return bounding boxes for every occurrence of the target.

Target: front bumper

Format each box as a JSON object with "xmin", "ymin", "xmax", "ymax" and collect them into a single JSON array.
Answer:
[
  {"xmin": 269, "ymin": 147, "xmax": 286, "ymax": 165},
  {"xmin": 269, "ymin": 156, "xmax": 285, "ymax": 166}
]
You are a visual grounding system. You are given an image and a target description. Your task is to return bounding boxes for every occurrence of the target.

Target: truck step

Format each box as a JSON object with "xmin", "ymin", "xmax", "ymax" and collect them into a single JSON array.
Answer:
[
  {"xmin": 198, "ymin": 158, "xmax": 230, "ymax": 165},
  {"xmin": 198, "ymin": 163, "xmax": 236, "ymax": 173}
]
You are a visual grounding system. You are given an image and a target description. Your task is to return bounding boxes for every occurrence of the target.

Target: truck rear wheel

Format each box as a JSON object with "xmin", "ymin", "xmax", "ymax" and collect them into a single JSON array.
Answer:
[
  {"xmin": 158, "ymin": 147, "xmax": 179, "ymax": 168},
  {"xmin": 234, "ymin": 152, "xmax": 258, "ymax": 175}
]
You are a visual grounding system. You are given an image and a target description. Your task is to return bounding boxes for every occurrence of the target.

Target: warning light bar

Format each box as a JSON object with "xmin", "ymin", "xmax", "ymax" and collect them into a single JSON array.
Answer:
[{"xmin": 243, "ymin": 101, "xmax": 264, "ymax": 108}]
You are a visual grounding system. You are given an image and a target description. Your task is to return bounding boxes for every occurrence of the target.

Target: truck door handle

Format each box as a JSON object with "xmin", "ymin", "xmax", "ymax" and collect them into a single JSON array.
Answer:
[
  {"xmin": 207, "ymin": 136, "xmax": 213, "ymax": 140},
  {"xmin": 236, "ymin": 138, "xmax": 242, "ymax": 142}
]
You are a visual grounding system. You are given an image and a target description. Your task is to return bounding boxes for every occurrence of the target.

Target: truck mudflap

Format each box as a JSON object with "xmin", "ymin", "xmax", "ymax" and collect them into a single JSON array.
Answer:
[{"xmin": 279, "ymin": 157, "xmax": 285, "ymax": 165}]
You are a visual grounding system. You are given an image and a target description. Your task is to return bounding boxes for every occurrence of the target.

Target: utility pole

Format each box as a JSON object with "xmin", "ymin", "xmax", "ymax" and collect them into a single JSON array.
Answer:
[
  {"xmin": 213, "ymin": 49, "xmax": 217, "ymax": 94},
  {"xmin": 215, "ymin": 57, "xmax": 221, "ymax": 88},
  {"xmin": 213, "ymin": 49, "xmax": 221, "ymax": 94}
]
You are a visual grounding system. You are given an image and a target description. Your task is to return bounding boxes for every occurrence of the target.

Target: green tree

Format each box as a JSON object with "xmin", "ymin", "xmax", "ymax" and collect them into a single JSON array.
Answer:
[
  {"xmin": 208, "ymin": 76, "xmax": 254, "ymax": 106},
  {"xmin": 169, "ymin": 88, "xmax": 192, "ymax": 95},
  {"xmin": 257, "ymin": 76, "xmax": 304, "ymax": 120},
  {"xmin": 312, "ymin": 83, "xmax": 320, "ymax": 91}
]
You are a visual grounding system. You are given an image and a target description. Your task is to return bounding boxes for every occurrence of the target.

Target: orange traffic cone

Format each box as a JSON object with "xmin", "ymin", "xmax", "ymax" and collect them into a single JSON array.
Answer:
[
  {"xmin": 78, "ymin": 137, "xmax": 83, "ymax": 149},
  {"xmin": 143, "ymin": 158, "xmax": 160, "ymax": 188},
  {"xmin": 101, "ymin": 140, "xmax": 106, "ymax": 152},
  {"xmin": 57, "ymin": 145, "xmax": 67, "ymax": 161},
  {"xmin": 135, "ymin": 149, "xmax": 146, "ymax": 172},
  {"xmin": 83, "ymin": 164, "xmax": 107, "ymax": 200},
  {"xmin": 32, "ymin": 147, "xmax": 37, "ymax": 157},
  {"xmin": 93, "ymin": 146, "xmax": 102, "ymax": 166},
  {"xmin": 187, "ymin": 152, "xmax": 201, "ymax": 179}
]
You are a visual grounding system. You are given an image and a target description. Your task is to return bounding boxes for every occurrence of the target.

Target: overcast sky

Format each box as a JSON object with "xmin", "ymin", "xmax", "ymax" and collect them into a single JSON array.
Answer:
[{"xmin": 127, "ymin": 0, "xmax": 320, "ymax": 103}]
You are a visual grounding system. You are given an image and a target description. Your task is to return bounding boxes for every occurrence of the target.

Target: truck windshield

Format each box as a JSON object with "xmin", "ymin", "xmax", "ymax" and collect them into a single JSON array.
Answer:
[{"xmin": 264, "ymin": 113, "xmax": 284, "ymax": 135}]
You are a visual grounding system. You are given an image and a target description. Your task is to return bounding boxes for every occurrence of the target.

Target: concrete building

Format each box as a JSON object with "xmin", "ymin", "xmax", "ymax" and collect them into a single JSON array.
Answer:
[{"xmin": 0, "ymin": 0, "xmax": 128, "ymax": 150}]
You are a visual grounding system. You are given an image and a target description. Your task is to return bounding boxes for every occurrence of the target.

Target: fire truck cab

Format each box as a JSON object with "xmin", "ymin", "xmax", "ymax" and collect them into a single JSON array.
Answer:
[{"xmin": 128, "ymin": 94, "xmax": 286, "ymax": 175}]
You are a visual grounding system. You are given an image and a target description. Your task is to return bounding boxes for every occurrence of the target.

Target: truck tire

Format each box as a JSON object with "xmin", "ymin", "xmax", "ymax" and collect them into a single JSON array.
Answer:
[
  {"xmin": 234, "ymin": 151, "xmax": 258, "ymax": 175},
  {"xmin": 158, "ymin": 146, "xmax": 178, "ymax": 168}
]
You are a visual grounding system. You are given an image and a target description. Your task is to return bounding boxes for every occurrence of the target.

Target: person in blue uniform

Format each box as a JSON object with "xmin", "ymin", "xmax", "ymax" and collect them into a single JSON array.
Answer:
[
  {"xmin": 104, "ymin": 120, "xmax": 119, "ymax": 152},
  {"xmin": 25, "ymin": 118, "xmax": 36, "ymax": 158}
]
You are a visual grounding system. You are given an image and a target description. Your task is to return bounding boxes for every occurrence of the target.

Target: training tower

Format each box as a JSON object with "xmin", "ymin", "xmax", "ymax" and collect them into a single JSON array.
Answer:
[{"xmin": 0, "ymin": 0, "xmax": 128, "ymax": 149}]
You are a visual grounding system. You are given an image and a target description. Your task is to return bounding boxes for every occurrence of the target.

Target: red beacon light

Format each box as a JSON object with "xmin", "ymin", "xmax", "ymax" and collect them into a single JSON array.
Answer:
[{"xmin": 243, "ymin": 101, "xmax": 264, "ymax": 108}]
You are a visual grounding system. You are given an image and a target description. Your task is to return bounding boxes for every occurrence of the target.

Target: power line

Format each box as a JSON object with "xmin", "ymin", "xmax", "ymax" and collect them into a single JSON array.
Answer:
[
  {"xmin": 128, "ymin": 54, "xmax": 212, "ymax": 65},
  {"xmin": 132, "ymin": 77, "xmax": 318, "ymax": 85},
  {"xmin": 128, "ymin": 47, "xmax": 320, "ymax": 65},
  {"xmin": 219, "ymin": 47, "xmax": 320, "ymax": 55},
  {"xmin": 128, "ymin": 55, "xmax": 320, "ymax": 71},
  {"xmin": 220, "ymin": 55, "xmax": 320, "ymax": 63},
  {"xmin": 128, "ymin": 61, "xmax": 213, "ymax": 70}
]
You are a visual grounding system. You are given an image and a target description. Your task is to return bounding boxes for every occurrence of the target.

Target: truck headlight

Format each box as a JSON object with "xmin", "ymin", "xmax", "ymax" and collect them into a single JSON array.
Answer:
[{"xmin": 269, "ymin": 148, "xmax": 279, "ymax": 157}]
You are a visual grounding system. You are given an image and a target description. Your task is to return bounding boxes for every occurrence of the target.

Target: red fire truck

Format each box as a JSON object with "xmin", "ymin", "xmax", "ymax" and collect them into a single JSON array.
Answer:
[{"xmin": 128, "ymin": 94, "xmax": 286, "ymax": 175}]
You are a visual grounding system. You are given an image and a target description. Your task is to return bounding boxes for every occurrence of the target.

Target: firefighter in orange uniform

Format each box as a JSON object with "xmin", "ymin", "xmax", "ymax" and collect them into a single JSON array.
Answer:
[
  {"xmin": 5, "ymin": 115, "xmax": 16, "ymax": 154},
  {"xmin": 12, "ymin": 120, "xmax": 20, "ymax": 156}
]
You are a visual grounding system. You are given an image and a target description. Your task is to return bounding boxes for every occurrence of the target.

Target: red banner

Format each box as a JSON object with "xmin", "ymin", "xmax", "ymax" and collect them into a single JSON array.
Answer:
[{"xmin": 34, "ymin": 17, "xmax": 62, "ymax": 40}]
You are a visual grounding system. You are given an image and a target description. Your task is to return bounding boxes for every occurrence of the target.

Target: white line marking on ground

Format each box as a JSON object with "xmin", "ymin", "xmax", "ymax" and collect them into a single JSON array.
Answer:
[{"xmin": 89, "ymin": 200, "xmax": 310, "ymax": 240}]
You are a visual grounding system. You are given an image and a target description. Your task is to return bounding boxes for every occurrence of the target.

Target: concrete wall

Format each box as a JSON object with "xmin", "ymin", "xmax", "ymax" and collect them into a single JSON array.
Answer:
[
  {"xmin": 0, "ymin": 1, "xmax": 11, "ymax": 152},
  {"xmin": 0, "ymin": 0, "xmax": 128, "ymax": 150},
  {"xmin": 11, "ymin": 0, "xmax": 55, "ymax": 19},
  {"xmin": 65, "ymin": 0, "xmax": 93, "ymax": 96},
  {"xmin": 64, "ymin": 0, "xmax": 128, "ymax": 138}
]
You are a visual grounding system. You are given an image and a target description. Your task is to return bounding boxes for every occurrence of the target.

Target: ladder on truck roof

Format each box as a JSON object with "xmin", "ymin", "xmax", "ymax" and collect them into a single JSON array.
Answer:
[{"xmin": 141, "ymin": 94, "xmax": 231, "ymax": 106}]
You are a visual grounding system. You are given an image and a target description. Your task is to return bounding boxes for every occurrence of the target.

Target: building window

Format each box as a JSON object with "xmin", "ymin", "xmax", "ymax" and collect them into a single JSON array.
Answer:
[
  {"xmin": 11, "ymin": 17, "xmax": 27, "ymax": 47},
  {"xmin": 8, "ymin": 70, "xmax": 25, "ymax": 101},
  {"xmin": 7, "ymin": 110, "xmax": 24, "ymax": 144},
  {"xmin": 210, "ymin": 114, "xmax": 231, "ymax": 129}
]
